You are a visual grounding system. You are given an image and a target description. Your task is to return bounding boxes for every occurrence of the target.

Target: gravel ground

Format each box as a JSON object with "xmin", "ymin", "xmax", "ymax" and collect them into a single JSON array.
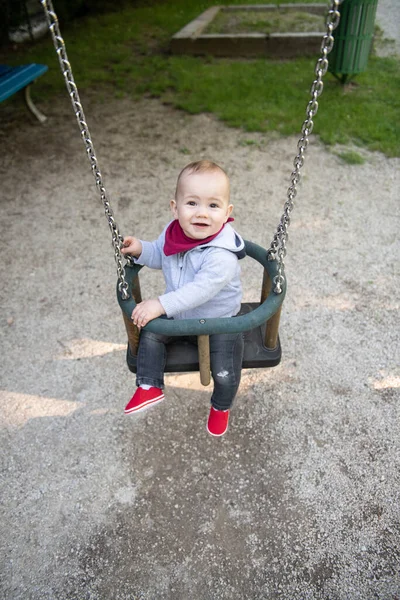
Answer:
[{"xmin": 0, "ymin": 3, "xmax": 399, "ymax": 599}]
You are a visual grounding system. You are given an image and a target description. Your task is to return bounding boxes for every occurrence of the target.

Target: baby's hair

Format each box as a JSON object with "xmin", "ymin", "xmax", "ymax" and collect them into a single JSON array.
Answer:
[{"xmin": 175, "ymin": 160, "xmax": 229, "ymax": 200}]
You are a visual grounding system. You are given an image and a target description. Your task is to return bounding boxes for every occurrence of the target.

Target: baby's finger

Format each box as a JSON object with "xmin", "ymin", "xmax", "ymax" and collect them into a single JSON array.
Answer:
[{"xmin": 132, "ymin": 317, "xmax": 141, "ymax": 330}]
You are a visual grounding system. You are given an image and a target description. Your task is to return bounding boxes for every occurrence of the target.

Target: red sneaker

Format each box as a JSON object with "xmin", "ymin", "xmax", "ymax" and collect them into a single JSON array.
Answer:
[
  {"xmin": 207, "ymin": 407, "xmax": 230, "ymax": 437},
  {"xmin": 124, "ymin": 387, "xmax": 164, "ymax": 414}
]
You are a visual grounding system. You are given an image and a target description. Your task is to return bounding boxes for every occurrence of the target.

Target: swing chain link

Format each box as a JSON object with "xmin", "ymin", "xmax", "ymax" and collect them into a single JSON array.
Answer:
[
  {"xmin": 40, "ymin": 0, "xmax": 130, "ymax": 300},
  {"xmin": 268, "ymin": 0, "xmax": 341, "ymax": 294}
]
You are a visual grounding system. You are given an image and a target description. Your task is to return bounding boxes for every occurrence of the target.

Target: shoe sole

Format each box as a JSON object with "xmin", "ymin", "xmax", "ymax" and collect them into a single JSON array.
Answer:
[
  {"xmin": 125, "ymin": 394, "xmax": 164, "ymax": 414},
  {"xmin": 207, "ymin": 424, "xmax": 228, "ymax": 437}
]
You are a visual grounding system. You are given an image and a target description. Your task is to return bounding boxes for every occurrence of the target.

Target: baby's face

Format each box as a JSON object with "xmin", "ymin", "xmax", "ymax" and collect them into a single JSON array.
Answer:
[{"xmin": 171, "ymin": 170, "xmax": 232, "ymax": 240}]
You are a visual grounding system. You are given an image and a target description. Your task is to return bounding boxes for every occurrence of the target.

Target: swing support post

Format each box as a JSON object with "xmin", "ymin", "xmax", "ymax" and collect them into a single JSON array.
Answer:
[
  {"xmin": 198, "ymin": 335, "xmax": 211, "ymax": 386},
  {"xmin": 261, "ymin": 268, "xmax": 282, "ymax": 350},
  {"xmin": 122, "ymin": 274, "xmax": 142, "ymax": 356}
]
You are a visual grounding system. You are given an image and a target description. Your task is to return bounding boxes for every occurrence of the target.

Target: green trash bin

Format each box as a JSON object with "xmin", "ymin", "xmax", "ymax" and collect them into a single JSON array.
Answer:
[{"xmin": 329, "ymin": 0, "xmax": 378, "ymax": 82}]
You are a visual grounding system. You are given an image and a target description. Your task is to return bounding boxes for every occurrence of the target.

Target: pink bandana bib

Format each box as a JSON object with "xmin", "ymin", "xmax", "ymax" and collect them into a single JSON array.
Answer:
[{"xmin": 164, "ymin": 218, "xmax": 234, "ymax": 256}]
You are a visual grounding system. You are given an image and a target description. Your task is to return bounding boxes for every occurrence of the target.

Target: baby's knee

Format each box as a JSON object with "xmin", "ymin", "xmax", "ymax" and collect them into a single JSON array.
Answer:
[
  {"xmin": 141, "ymin": 330, "xmax": 169, "ymax": 344},
  {"xmin": 212, "ymin": 367, "xmax": 238, "ymax": 389}
]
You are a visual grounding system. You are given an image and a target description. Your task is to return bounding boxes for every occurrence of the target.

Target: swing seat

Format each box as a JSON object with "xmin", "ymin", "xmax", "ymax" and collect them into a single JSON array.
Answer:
[
  {"xmin": 118, "ymin": 240, "xmax": 286, "ymax": 380},
  {"xmin": 125, "ymin": 301, "xmax": 282, "ymax": 375}
]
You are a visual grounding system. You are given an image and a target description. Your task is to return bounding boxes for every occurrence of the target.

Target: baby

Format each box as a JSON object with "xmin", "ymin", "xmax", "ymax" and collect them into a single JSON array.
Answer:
[{"xmin": 121, "ymin": 160, "xmax": 245, "ymax": 436}]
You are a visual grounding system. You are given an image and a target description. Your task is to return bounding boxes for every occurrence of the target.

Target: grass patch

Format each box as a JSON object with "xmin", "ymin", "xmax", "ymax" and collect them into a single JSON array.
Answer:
[
  {"xmin": 206, "ymin": 9, "xmax": 325, "ymax": 34},
  {"xmin": 238, "ymin": 139, "xmax": 258, "ymax": 146},
  {"xmin": 337, "ymin": 150, "xmax": 366, "ymax": 165},
  {"xmin": 1, "ymin": 0, "xmax": 399, "ymax": 157}
]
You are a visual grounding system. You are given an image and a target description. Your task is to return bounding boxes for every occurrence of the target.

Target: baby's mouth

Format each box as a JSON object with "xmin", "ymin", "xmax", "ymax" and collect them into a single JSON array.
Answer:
[{"xmin": 193, "ymin": 222, "xmax": 208, "ymax": 228}]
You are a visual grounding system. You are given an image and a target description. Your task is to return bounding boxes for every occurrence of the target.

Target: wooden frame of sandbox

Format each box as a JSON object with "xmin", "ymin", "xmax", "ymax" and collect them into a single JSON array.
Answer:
[{"xmin": 170, "ymin": 4, "xmax": 327, "ymax": 58}]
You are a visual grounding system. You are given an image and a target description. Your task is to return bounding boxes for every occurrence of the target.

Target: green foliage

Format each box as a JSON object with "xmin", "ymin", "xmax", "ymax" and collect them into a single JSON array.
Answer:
[
  {"xmin": 51, "ymin": 0, "xmax": 86, "ymax": 23},
  {"xmin": 1, "ymin": 0, "xmax": 399, "ymax": 156},
  {"xmin": 40, "ymin": 0, "xmax": 135, "ymax": 22}
]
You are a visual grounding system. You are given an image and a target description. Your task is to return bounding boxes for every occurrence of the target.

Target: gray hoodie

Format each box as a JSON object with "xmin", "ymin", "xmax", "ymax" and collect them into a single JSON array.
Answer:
[{"xmin": 136, "ymin": 222, "xmax": 245, "ymax": 320}]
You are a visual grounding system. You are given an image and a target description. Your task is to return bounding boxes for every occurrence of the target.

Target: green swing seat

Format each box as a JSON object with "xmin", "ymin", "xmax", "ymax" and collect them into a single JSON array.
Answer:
[
  {"xmin": 125, "ymin": 308, "xmax": 282, "ymax": 374},
  {"xmin": 117, "ymin": 240, "xmax": 285, "ymax": 374}
]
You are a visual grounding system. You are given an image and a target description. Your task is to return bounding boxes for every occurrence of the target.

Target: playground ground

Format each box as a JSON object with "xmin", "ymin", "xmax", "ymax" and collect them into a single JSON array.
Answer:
[{"xmin": 1, "ymin": 6, "xmax": 399, "ymax": 599}]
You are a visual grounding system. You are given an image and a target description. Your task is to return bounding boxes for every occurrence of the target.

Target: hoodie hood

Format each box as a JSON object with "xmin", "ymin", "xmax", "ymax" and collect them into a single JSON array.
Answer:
[{"xmin": 199, "ymin": 222, "xmax": 246, "ymax": 259}]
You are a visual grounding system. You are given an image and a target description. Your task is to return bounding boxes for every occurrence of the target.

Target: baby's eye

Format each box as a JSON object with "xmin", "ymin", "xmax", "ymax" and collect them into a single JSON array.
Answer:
[
  {"xmin": 187, "ymin": 200, "xmax": 196, "ymax": 206},
  {"xmin": 209, "ymin": 203, "xmax": 219, "ymax": 209}
]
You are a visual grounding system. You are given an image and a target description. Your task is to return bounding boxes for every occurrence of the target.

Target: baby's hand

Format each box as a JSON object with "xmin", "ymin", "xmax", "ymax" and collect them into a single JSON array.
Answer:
[
  {"xmin": 131, "ymin": 299, "xmax": 165, "ymax": 329},
  {"xmin": 121, "ymin": 236, "xmax": 142, "ymax": 257}
]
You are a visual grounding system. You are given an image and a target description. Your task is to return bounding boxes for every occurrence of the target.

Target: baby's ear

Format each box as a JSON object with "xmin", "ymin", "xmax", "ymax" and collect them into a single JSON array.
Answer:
[
  {"xmin": 170, "ymin": 199, "xmax": 178, "ymax": 217},
  {"xmin": 225, "ymin": 204, "xmax": 233, "ymax": 221}
]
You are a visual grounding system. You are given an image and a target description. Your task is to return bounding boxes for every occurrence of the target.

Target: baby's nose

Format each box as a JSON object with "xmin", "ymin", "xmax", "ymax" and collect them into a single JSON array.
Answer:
[{"xmin": 196, "ymin": 204, "xmax": 208, "ymax": 216}]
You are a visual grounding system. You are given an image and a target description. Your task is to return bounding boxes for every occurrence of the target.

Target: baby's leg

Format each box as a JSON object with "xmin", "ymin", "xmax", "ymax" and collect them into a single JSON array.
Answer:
[
  {"xmin": 136, "ymin": 330, "xmax": 171, "ymax": 389},
  {"xmin": 125, "ymin": 330, "xmax": 172, "ymax": 415},
  {"xmin": 209, "ymin": 332, "xmax": 244, "ymax": 411}
]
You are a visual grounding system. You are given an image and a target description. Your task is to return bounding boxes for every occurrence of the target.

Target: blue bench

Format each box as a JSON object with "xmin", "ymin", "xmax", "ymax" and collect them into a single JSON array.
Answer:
[{"xmin": 0, "ymin": 63, "xmax": 48, "ymax": 122}]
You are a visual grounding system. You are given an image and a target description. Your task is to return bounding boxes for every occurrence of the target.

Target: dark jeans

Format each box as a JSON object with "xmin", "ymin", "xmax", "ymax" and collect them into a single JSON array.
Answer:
[{"xmin": 136, "ymin": 330, "xmax": 244, "ymax": 411}]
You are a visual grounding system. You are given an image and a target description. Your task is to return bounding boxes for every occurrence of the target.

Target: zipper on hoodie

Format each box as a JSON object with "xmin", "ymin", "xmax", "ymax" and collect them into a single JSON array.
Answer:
[{"xmin": 177, "ymin": 251, "xmax": 185, "ymax": 286}]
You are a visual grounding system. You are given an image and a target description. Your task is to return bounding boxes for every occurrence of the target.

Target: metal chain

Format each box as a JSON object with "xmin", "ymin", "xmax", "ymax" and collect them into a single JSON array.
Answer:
[
  {"xmin": 40, "ymin": 0, "xmax": 130, "ymax": 300},
  {"xmin": 268, "ymin": 0, "xmax": 341, "ymax": 293}
]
